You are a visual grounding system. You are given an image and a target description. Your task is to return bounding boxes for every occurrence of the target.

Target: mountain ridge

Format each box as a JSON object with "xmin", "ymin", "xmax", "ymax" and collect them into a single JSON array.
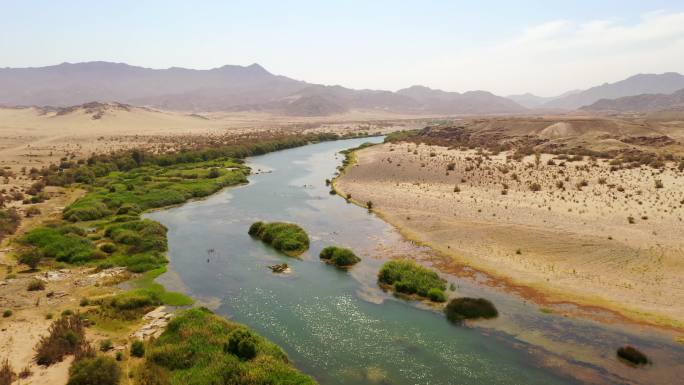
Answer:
[{"xmin": 0, "ymin": 61, "xmax": 524, "ymax": 116}]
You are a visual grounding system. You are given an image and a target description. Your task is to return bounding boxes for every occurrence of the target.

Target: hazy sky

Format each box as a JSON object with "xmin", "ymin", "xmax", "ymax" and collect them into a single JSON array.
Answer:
[{"xmin": 2, "ymin": 1, "xmax": 684, "ymax": 96}]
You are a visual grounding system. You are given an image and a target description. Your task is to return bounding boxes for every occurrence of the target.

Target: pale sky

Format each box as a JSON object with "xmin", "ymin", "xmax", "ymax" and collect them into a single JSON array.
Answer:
[{"xmin": 1, "ymin": 0, "xmax": 683, "ymax": 96}]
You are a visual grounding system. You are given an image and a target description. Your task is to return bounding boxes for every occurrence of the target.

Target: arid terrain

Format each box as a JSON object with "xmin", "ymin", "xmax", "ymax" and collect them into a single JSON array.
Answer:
[{"xmin": 336, "ymin": 115, "xmax": 684, "ymax": 330}]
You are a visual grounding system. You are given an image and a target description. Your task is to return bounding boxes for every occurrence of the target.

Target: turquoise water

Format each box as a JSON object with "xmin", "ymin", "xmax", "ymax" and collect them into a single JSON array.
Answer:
[{"xmin": 147, "ymin": 138, "xmax": 684, "ymax": 385}]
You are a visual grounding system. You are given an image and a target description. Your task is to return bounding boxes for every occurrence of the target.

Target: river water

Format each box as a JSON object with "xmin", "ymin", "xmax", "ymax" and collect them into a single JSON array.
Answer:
[{"xmin": 147, "ymin": 137, "xmax": 684, "ymax": 385}]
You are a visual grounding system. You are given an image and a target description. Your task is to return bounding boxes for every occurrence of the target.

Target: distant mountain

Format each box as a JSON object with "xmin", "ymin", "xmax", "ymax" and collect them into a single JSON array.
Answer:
[
  {"xmin": 0, "ymin": 61, "xmax": 306, "ymax": 110},
  {"xmin": 0, "ymin": 62, "xmax": 525, "ymax": 116},
  {"xmin": 581, "ymin": 88, "xmax": 684, "ymax": 113},
  {"xmin": 506, "ymin": 90, "xmax": 581, "ymax": 108},
  {"xmin": 397, "ymin": 85, "xmax": 526, "ymax": 114},
  {"xmin": 543, "ymin": 72, "xmax": 684, "ymax": 110}
]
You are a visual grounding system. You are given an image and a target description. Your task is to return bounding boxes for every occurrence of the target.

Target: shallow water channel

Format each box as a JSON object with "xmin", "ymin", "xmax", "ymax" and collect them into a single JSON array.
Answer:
[{"xmin": 147, "ymin": 137, "xmax": 684, "ymax": 385}]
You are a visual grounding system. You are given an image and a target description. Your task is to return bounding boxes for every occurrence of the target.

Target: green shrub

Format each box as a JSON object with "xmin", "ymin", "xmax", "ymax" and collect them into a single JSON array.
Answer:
[
  {"xmin": 67, "ymin": 355, "xmax": 121, "ymax": 385},
  {"xmin": 22, "ymin": 226, "xmax": 95, "ymax": 264},
  {"xmin": 319, "ymin": 246, "xmax": 361, "ymax": 267},
  {"xmin": 79, "ymin": 298, "xmax": 90, "ymax": 307},
  {"xmin": 19, "ymin": 249, "xmax": 42, "ymax": 270},
  {"xmin": 225, "ymin": 328, "xmax": 258, "ymax": 360},
  {"xmin": 445, "ymin": 297, "xmax": 498, "ymax": 322},
  {"xmin": 2, "ymin": 309, "xmax": 12, "ymax": 318},
  {"xmin": 98, "ymin": 243, "xmax": 117, "ymax": 254},
  {"xmin": 97, "ymin": 290, "xmax": 162, "ymax": 320},
  {"xmin": 378, "ymin": 260, "xmax": 446, "ymax": 302},
  {"xmin": 131, "ymin": 340, "xmax": 145, "ymax": 358},
  {"xmin": 27, "ymin": 279, "xmax": 46, "ymax": 291},
  {"xmin": 427, "ymin": 288, "xmax": 447, "ymax": 302},
  {"xmin": 248, "ymin": 221, "xmax": 309, "ymax": 257},
  {"xmin": 617, "ymin": 346, "xmax": 649, "ymax": 366},
  {"xmin": 99, "ymin": 339, "xmax": 113, "ymax": 352}
]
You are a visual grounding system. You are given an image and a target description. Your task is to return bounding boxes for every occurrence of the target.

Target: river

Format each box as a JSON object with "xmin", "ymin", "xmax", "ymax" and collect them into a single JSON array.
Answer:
[{"xmin": 147, "ymin": 137, "xmax": 684, "ymax": 385}]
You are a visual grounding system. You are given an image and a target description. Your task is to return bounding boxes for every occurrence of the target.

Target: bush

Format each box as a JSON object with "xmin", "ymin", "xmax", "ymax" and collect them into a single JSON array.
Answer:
[
  {"xmin": 97, "ymin": 290, "xmax": 162, "ymax": 320},
  {"xmin": 22, "ymin": 226, "xmax": 95, "ymax": 264},
  {"xmin": 248, "ymin": 221, "xmax": 309, "ymax": 257},
  {"xmin": 131, "ymin": 340, "xmax": 145, "ymax": 357},
  {"xmin": 427, "ymin": 288, "xmax": 447, "ymax": 302},
  {"xmin": 617, "ymin": 346, "xmax": 649, "ymax": 366},
  {"xmin": 378, "ymin": 260, "xmax": 446, "ymax": 302},
  {"xmin": 35, "ymin": 313, "xmax": 86, "ymax": 365},
  {"xmin": 19, "ymin": 249, "xmax": 42, "ymax": 270},
  {"xmin": 98, "ymin": 243, "xmax": 116, "ymax": 254},
  {"xmin": 319, "ymin": 246, "xmax": 361, "ymax": 267},
  {"xmin": 28, "ymin": 279, "xmax": 46, "ymax": 291},
  {"xmin": 445, "ymin": 297, "xmax": 498, "ymax": 322},
  {"xmin": 0, "ymin": 359, "xmax": 15, "ymax": 385},
  {"xmin": 80, "ymin": 298, "xmax": 90, "ymax": 307},
  {"xmin": 225, "ymin": 328, "xmax": 258, "ymax": 360},
  {"xmin": 67, "ymin": 356, "xmax": 121, "ymax": 385},
  {"xmin": 2, "ymin": 309, "xmax": 12, "ymax": 318},
  {"xmin": 99, "ymin": 339, "xmax": 113, "ymax": 352}
]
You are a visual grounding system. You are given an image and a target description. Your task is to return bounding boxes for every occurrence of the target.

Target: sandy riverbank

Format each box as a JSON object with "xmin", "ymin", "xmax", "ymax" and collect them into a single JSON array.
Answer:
[{"xmin": 335, "ymin": 142, "xmax": 684, "ymax": 330}]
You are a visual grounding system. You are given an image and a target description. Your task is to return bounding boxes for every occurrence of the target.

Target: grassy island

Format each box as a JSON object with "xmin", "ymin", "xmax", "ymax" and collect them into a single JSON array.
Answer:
[
  {"xmin": 444, "ymin": 297, "xmax": 498, "ymax": 322},
  {"xmin": 249, "ymin": 221, "xmax": 310, "ymax": 257},
  {"xmin": 138, "ymin": 308, "xmax": 316, "ymax": 385},
  {"xmin": 377, "ymin": 259, "xmax": 447, "ymax": 302},
  {"xmin": 319, "ymin": 246, "xmax": 361, "ymax": 267}
]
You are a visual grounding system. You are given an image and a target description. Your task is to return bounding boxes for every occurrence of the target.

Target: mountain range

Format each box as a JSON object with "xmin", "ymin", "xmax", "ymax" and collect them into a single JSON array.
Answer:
[
  {"xmin": 509, "ymin": 72, "xmax": 684, "ymax": 110},
  {"xmin": 1, "ymin": 62, "xmax": 682, "ymax": 116},
  {"xmin": 0, "ymin": 62, "xmax": 525, "ymax": 116},
  {"xmin": 581, "ymin": 88, "xmax": 684, "ymax": 113}
]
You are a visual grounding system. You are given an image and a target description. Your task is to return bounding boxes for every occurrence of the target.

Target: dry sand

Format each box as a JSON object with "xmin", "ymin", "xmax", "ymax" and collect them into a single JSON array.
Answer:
[{"xmin": 336, "ymin": 142, "xmax": 684, "ymax": 329}]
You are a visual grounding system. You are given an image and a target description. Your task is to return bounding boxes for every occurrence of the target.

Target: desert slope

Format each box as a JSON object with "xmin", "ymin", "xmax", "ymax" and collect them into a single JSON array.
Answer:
[{"xmin": 336, "ymin": 130, "xmax": 684, "ymax": 328}]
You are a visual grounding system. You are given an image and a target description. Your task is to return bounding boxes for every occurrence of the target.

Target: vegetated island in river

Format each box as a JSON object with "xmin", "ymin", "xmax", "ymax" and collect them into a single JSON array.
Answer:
[
  {"xmin": 7, "ymin": 132, "xmax": 334, "ymax": 384},
  {"xmin": 319, "ymin": 246, "xmax": 361, "ymax": 268},
  {"xmin": 249, "ymin": 221, "xmax": 310, "ymax": 257},
  {"xmin": 444, "ymin": 297, "xmax": 498, "ymax": 323},
  {"xmin": 378, "ymin": 259, "xmax": 447, "ymax": 302}
]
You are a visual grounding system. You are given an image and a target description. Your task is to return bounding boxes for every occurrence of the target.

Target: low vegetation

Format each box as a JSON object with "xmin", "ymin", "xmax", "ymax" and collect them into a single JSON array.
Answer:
[
  {"xmin": 0, "ymin": 208, "xmax": 20, "ymax": 243},
  {"xmin": 617, "ymin": 345, "xmax": 649, "ymax": 366},
  {"xmin": 68, "ymin": 355, "xmax": 121, "ymax": 385},
  {"xmin": 138, "ymin": 308, "xmax": 316, "ymax": 385},
  {"xmin": 319, "ymin": 246, "xmax": 361, "ymax": 267},
  {"xmin": 34, "ymin": 313, "xmax": 87, "ymax": 366},
  {"xmin": 248, "ymin": 221, "xmax": 310, "ymax": 257},
  {"xmin": 378, "ymin": 259, "xmax": 447, "ymax": 302},
  {"xmin": 444, "ymin": 297, "xmax": 498, "ymax": 322}
]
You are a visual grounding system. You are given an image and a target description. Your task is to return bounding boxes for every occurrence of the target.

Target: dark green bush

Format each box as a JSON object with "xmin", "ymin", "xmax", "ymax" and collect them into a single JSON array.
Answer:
[
  {"xmin": 319, "ymin": 246, "xmax": 361, "ymax": 267},
  {"xmin": 445, "ymin": 297, "xmax": 498, "ymax": 322},
  {"xmin": 225, "ymin": 328, "xmax": 258, "ymax": 360},
  {"xmin": 98, "ymin": 243, "xmax": 116, "ymax": 254},
  {"xmin": 617, "ymin": 346, "xmax": 649, "ymax": 366},
  {"xmin": 131, "ymin": 340, "xmax": 145, "ymax": 358},
  {"xmin": 67, "ymin": 355, "xmax": 120, "ymax": 385},
  {"xmin": 378, "ymin": 260, "xmax": 447, "ymax": 302},
  {"xmin": 22, "ymin": 226, "xmax": 95, "ymax": 264}
]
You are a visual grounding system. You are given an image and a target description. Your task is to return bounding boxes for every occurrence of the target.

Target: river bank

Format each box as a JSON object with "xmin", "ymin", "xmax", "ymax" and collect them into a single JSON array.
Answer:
[{"xmin": 334, "ymin": 140, "xmax": 684, "ymax": 332}]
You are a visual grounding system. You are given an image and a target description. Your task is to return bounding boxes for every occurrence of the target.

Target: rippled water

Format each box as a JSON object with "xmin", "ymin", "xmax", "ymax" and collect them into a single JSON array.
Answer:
[{"xmin": 147, "ymin": 138, "xmax": 684, "ymax": 385}]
